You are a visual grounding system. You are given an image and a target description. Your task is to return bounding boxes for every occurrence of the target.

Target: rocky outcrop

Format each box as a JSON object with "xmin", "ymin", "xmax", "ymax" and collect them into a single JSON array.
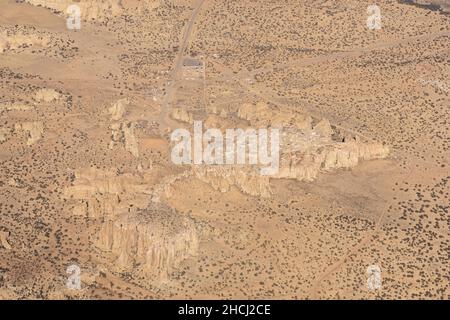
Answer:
[
  {"xmin": 109, "ymin": 122, "xmax": 140, "ymax": 158},
  {"xmin": 313, "ymin": 119, "xmax": 333, "ymax": 138},
  {"xmin": 64, "ymin": 167, "xmax": 154, "ymax": 218},
  {"xmin": 95, "ymin": 203, "xmax": 198, "ymax": 280},
  {"xmin": 0, "ymin": 30, "xmax": 49, "ymax": 52},
  {"xmin": 0, "ymin": 229, "xmax": 12, "ymax": 250},
  {"xmin": 276, "ymin": 141, "xmax": 390, "ymax": 182},
  {"xmin": 24, "ymin": 0, "xmax": 123, "ymax": 21},
  {"xmin": 278, "ymin": 119, "xmax": 389, "ymax": 181},
  {"xmin": 167, "ymin": 102, "xmax": 390, "ymax": 197},
  {"xmin": 65, "ymin": 168, "xmax": 199, "ymax": 280},
  {"xmin": 15, "ymin": 122, "xmax": 44, "ymax": 145},
  {"xmin": 171, "ymin": 107, "xmax": 195, "ymax": 124},
  {"xmin": 193, "ymin": 166, "xmax": 272, "ymax": 198},
  {"xmin": 122, "ymin": 122, "xmax": 139, "ymax": 158},
  {"xmin": 108, "ymin": 99, "xmax": 139, "ymax": 157},
  {"xmin": 149, "ymin": 172, "xmax": 191, "ymax": 203},
  {"xmin": 186, "ymin": 139, "xmax": 388, "ymax": 196},
  {"xmin": 34, "ymin": 88, "xmax": 60, "ymax": 102},
  {"xmin": 108, "ymin": 98, "xmax": 128, "ymax": 121}
]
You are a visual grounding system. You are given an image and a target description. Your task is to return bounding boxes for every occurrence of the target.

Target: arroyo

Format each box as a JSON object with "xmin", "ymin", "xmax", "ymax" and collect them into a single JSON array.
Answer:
[{"xmin": 170, "ymin": 121, "xmax": 280, "ymax": 175}]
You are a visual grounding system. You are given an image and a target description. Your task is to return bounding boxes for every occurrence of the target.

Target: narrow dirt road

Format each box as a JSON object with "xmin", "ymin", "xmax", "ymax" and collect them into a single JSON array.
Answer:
[
  {"xmin": 244, "ymin": 30, "xmax": 450, "ymax": 79},
  {"xmin": 159, "ymin": 0, "xmax": 206, "ymax": 135},
  {"xmin": 308, "ymin": 207, "xmax": 388, "ymax": 299}
]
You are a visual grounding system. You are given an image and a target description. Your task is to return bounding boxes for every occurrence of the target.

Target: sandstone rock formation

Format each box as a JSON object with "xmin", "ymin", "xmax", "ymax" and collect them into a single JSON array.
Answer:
[
  {"xmin": 276, "ymin": 141, "xmax": 390, "ymax": 182},
  {"xmin": 313, "ymin": 119, "xmax": 334, "ymax": 138},
  {"xmin": 64, "ymin": 167, "xmax": 154, "ymax": 218},
  {"xmin": 0, "ymin": 229, "xmax": 12, "ymax": 250},
  {"xmin": 277, "ymin": 120, "xmax": 390, "ymax": 182},
  {"xmin": 108, "ymin": 99, "xmax": 139, "ymax": 157},
  {"xmin": 0, "ymin": 30, "xmax": 49, "ymax": 52},
  {"xmin": 109, "ymin": 122, "xmax": 140, "ymax": 158},
  {"xmin": 34, "ymin": 88, "xmax": 60, "ymax": 102},
  {"xmin": 65, "ymin": 167, "xmax": 199, "ymax": 280},
  {"xmin": 149, "ymin": 171, "xmax": 191, "ymax": 203},
  {"xmin": 166, "ymin": 102, "xmax": 389, "ymax": 197},
  {"xmin": 24, "ymin": 0, "xmax": 123, "ymax": 21},
  {"xmin": 193, "ymin": 166, "xmax": 272, "ymax": 198},
  {"xmin": 95, "ymin": 203, "xmax": 198, "ymax": 280},
  {"xmin": 186, "ymin": 139, "xmax": 388, "ymax": 197},
  {"xmin": 108, "ymin": 98, "xmax": 128, "ymax": 121},
  {"xmin": 172, "ymin": 107, "xmax": 195, "ymax": 124},
  {"xmin": 109, "ymin": 122, "xmax": 122, "ymax": 150},
  {"xmin": 15, "ymin": 121, "xmax": 44, "ymax": 145},
  {"xmin": 122, "ymin": 122, "xmax": 139, "ymax": 158}
]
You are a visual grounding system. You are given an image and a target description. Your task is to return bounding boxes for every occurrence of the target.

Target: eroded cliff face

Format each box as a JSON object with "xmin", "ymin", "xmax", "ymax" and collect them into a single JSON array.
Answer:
[
  {"xmin": 166, "ymin": 102, "xmax": 389, "ymax": 197},
  {"xmin": 172, "ymin": 107, "xmax": 195, "ymax": 124},
  {"xmin": 122, "ymin": 122, "xmax": 140, "ymax": 158},
  {"xmin": 149, "ymin": 172, "xmax": 191, "ymax": 203},
  {"xmin": 187, "ymin": 142, "xmax": 388, "ymax": 198},
  {"xmin": 64, "ymin": 167, "xmax": 199, "ymax": 280},
  {"xmin": 192, "ymin": 166, "xmax": 272, "ymax": 198},
  {"xmin": 95, "ymin": 203, "xmax": 198, "ymax": 280},
  {"xmin": 63, "ymin": 96, "xmax": 389, "ymax": 281},
  {"xmin": 277, "ymin": 140, "xmax": 390, "ymax": 182},
  {"xmin": 64, "ymin": 167, "xmax": 155, "ymax": 218},
  {"xmin": 277, "ymin": 119, "xmax": 390, "ymax": 181},
  {"xmin": 108, "ymin": 99, "xmax": 140, "ymax": 158},
  {"xmin": 24, "ymin": 0, "xmax": 123, "ymax": 21}
]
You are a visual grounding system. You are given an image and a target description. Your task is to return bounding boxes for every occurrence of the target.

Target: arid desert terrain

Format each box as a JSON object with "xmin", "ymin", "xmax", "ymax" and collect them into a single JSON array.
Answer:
[{"xmin": 0, "ymin": 0, "xmax": 448, "ymax": 299}]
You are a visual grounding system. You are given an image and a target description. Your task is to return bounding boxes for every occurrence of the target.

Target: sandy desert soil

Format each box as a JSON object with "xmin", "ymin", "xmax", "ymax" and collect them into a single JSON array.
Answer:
[{"xmin": 0, "ymin": 0, "xmax": 448, "ymax": 299}]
